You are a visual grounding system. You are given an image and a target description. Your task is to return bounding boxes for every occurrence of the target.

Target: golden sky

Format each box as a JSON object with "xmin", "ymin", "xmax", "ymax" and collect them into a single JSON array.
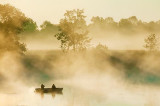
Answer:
[{"xmin": 1, "ymin": 0, "xmax": 160, "ymax": 26}]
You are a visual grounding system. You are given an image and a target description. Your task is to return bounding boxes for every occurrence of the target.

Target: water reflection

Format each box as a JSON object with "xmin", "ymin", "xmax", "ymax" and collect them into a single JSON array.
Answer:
[
  {"xmin": 35, "ymin": 90, "xmax": 63, "ymax": 99},
  {"xmin": 1, "ymin": 82, "xmax": 160, "ymax": 106}
]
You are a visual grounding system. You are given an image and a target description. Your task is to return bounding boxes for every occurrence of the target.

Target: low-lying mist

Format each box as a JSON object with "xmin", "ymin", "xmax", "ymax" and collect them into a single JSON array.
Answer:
[
  {"xmin": 1, "ymin": 49, "xmax": 160, "ymax": 105},
  {"xmin": 1, "ymin": 3, "xmax": 160, "ymax": 106}
]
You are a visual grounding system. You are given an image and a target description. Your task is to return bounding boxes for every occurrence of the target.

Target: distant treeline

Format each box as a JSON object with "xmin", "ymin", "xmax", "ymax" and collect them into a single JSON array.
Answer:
[
  {"xmin": 21, "ymin": 16, "xmax": 160, "ymax": 36},
  {"xmin": 89, "ymin": 16, "xmax": 160, "ymax": 34},
  {"xmin": 1, "ymin": 4, "xmax": 160, "ymax": 53}
]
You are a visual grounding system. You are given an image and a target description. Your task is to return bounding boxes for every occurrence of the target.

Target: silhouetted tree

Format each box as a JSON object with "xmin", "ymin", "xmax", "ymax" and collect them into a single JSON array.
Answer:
[
  {"xmin": 55, "ymin": 9, "xmax": 91, "ymax": 52},
  {"xmin": 0, "ymin": 4, "xmax": 27, "ymax": 53},
  {"xmin": 144, "ymin": 34, "xmax": 159, "ymax": 51}
]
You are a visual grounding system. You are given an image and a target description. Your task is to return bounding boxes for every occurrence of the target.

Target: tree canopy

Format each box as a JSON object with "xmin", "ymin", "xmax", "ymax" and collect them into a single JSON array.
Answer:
[
  {"xmin": 89, "ymin": 16, "xmax": 160, "ymax": 35},
  {"xmin": 144, "ymin": 34, "xmax": 159, "ymax": 51},
  {"xmin": 22, "ymin": 18, "xmax": 38, "ymax": 33},
  {"xmin": 40, "ymin": 21, "xmax": 59, "ymax": 34},
  {"xmin": 0, "ymin": 4, "xmax": 28, "ymax": 53},
  {"xmin": 55, "ymin": 9, "xmax": 91, "ymax": 52}
]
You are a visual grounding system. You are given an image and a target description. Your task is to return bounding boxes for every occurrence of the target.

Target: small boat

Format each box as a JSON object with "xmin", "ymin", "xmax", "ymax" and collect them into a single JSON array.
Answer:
[
  {"xmin": 35, "ymin": 84, "xmax": 63, "ymax": 94},
  {"xmin": 35, "ymin": 88, "xmax": 63, "ymax": 94}
]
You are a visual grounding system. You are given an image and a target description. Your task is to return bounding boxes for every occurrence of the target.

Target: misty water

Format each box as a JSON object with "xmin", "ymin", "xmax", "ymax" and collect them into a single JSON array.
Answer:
[
  {"xmin": 1, "ymin": 50, "xmax": 160, "ymax": 106},
  {"xmin": 2, "ymin": 77, "xmax": 160, "ymax": 106},
  {"xmin": 1, "ymin": 1, "xmax": 160, "ymax": 106}
]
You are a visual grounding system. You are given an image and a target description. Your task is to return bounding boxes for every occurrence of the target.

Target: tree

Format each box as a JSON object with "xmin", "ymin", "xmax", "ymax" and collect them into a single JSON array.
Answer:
[
  {"xmin": 144, "ymin": 34, "xmax": 159, "ymax": 51},
  {"xmin": 91, "ymin": 16, "xmax": 105, "ymax": 25},
  {"xmin": 55, "ymin": 9, "xmax": 91, "ymax": 52},
  {"xmin": 0, "ymin": 4, "xmax": 27, "ymax": 53},
  {"xmin": 96, "ymin": 43, "xmax": 108, "ymax": 51},
  {"xmin": 119, "ymin": 19, "xmax": 132, "ymax": 28},
  {"xmin": 128, "ymin": 16, "xmax": 138, "ymax": 25},
  {"xmin": 40, "ymin": 21, "xmax": 59, "ymax": 34},
  {"xmin": 22, "ymin": 18, "xmax": 38, "ymax": 33}
]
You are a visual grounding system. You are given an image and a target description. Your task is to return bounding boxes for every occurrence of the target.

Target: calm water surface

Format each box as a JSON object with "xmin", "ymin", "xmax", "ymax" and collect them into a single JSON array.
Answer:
[{"xmin": 1, "ymin": 80, "xmax": 160, "ymax": 106}]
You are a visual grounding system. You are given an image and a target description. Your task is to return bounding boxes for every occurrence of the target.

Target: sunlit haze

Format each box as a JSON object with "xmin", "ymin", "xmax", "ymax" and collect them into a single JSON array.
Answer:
[
  {"xmin": 1, "ymin": 0, "xmax": 160, "ymax": 26},
  {"xmin": 1, "ymin": 1, "xmax": 160, "ymax": 106}
]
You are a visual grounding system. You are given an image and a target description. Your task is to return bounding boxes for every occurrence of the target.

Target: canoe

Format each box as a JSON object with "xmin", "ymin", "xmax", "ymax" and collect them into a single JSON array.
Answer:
[{"xmin": 35, "ymin": 88, "xmax": 63, "ymax": 94}]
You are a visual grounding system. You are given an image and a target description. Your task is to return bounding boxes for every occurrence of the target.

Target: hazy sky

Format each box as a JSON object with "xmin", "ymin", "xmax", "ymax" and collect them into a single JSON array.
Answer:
[{"xmin": 1, "ymin": 0, "xmax": 160, "ymax": 26}]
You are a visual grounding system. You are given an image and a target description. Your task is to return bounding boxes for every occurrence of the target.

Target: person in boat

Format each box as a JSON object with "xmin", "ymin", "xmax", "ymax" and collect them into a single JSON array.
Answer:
[
  {"xmin": 41, "ymin": 84, "xmax": 45, "ymax": 90},
  {"xmin": 52, "ymin": 84, "xmax": 56, "ymax": 89}
]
